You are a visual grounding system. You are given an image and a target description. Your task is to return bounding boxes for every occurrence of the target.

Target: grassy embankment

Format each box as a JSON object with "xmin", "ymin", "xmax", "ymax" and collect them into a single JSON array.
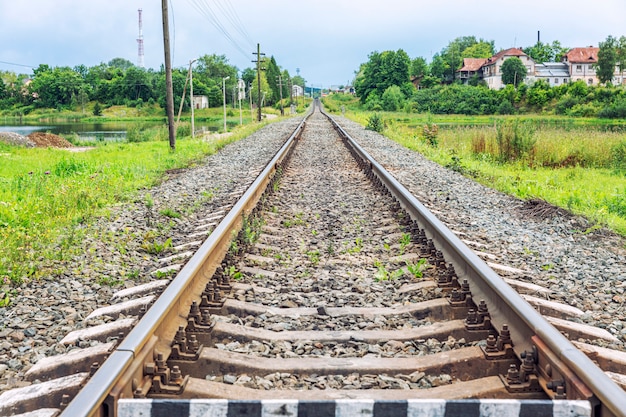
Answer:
[
  {"xmin": 0, "ymin": 103, "xmax": 302, "ymax": 296},
  {"xmin": 323, "ymin": 95, "xmax": 626, "ymax": 237}
]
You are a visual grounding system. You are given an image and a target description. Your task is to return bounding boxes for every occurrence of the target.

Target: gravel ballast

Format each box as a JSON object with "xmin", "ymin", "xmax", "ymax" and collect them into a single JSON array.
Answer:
[{"xmin": 1, "ymin": 111, "xmax": 625, "ymax": 395}]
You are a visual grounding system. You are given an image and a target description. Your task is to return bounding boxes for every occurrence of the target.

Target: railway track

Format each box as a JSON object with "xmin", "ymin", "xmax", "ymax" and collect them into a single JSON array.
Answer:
[{"xmin": 3, "ymin": 102, "xmax": 626, "ymax": 417}]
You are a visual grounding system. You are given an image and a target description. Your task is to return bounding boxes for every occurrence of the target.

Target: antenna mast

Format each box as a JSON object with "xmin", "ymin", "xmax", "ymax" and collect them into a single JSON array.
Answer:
[{"xmin": 137, "ymin": 8, "xmax": 145, "ymax": 68}]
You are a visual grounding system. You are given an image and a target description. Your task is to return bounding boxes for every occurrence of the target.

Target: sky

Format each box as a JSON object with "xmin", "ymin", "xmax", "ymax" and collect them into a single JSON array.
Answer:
[{"xmin": 1, "ymin": 0, "xmax": 625, "ymax": 88}]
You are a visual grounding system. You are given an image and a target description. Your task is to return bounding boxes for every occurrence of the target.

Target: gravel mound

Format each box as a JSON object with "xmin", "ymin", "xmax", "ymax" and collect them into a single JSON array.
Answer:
[
  {"xmin": 0, "ymin": 132, "xmax": 35, "ymax": 147},
  {"xmin": 27, "ymin": 132, "xmax": 73, "ymax": 148}
]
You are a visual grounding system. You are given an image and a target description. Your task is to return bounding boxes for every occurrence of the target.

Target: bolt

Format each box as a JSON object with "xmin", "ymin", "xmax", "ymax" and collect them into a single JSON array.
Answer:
[
  {"xmin": 155, "ymin": 353, "xmax": 167, "ymax": 372},
  {"xmin": 90, "ymin": 362, "xmax": 100, "ymax": 376},
  {"xmin": 477, "ymin": 300, "xmax": 490, "ymax": 320},
  {"xmin": 170, "ymin": 365, "xmax": 183, "ymax": 385},
  {"xmin": 466, "ymin": 309, "xmax": 479, "ymax": 325},
  {"xmin": 201, "ymin": 309, "xmax": 212, "ymax": 325},
  {"xmin": 189, "ymin": 301, "xmax": 201, "ymax": 319},
  {"xmin": 497, "ymin": 324, "xmax": 513, "ymax": 349},
  {"xmin": 484, "ymin": 334, "xmax": 499, "ymax": 353},
  {"xmin": 187, "ymin": 334, "xmax": 199, "ymax": 353},
  {"xmin": 449, "ymin": 288, "xmax": 463, "ymax": 302},
  {"xmin": 506, "ymin": 364, "xmax": 522, "ymax": 384}
]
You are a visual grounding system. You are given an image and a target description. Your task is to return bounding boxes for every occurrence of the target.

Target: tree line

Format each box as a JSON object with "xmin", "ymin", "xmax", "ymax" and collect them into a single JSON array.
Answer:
[
  {"xmin": 0, "ymin": 55, "xmax": 306, "ymax": 115},
  {"xmin": 353, "ymin": 35, "xmax": 626, "ymax": 118}
]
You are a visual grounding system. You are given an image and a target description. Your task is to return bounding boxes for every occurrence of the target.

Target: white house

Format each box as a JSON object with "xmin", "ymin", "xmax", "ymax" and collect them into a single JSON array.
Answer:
[
  {"xmin": 292, "ymin": 85, "xmax": 304, "ymax": 97},
  {"xmin": 481, "ymin": 48, "xmax": 534, "ymax": 90},
  {"xmin": 192, "ymin": 95, "xmax": 209, "ymax": 109},
  {"xmin": 533, "ymin": 62, "xmax": 570, "ymax": 87}
]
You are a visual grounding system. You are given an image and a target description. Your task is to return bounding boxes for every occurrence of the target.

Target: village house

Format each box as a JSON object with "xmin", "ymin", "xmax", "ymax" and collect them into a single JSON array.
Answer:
[
  {"xmin": 192, "ymin": 95, "xmax": 209, "ymax": 109},
  {"xmin": 563, "ymin": 47, "xmax": 600, "ymax": 85},
  {"xmin": 457, "ymin": 58, "xmax": 487, "ymax": 84},
  {"xmin": 481, "ymin": 48, "xmax": 535, "ymax": 90},
  {"xmin": 533, "ymin": 62, "xmax": 570, "ymax": 87},
  {"xmin": 457, "ymin": 45, "xmax": 623, "ymax": 89}
]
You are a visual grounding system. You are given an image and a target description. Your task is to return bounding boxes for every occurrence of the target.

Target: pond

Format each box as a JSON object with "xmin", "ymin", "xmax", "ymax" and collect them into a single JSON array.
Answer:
[{"xmin": 0, "ymin": 121, "xmax": 165, "ymax": 143}]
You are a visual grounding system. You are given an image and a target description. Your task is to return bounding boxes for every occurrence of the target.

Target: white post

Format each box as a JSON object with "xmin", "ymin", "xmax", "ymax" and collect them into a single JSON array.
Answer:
[
  {"xmin": 190, "ymin": 59, "xmax": 196, "ymax": 138},
  {"xmin": 222, "ymin": 76, "xmax": 230, "ymax": 133}
]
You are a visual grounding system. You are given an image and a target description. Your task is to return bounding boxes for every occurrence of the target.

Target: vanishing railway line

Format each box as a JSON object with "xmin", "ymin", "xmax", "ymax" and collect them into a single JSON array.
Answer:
[{"xmin": 2, "ymin": 102, "xmax": 626, "ymax": 417}]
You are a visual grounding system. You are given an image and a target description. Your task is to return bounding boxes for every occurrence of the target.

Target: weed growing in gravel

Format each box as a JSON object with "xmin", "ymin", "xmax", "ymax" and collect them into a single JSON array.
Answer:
[
  {"xmin": 240, "ymin": 214, "xmax": 264, "ymax": 245},
  {"xmin": 399, "ymin": 233, "xmax": 411, "ymax": 254},
  {"xmin": 343, "ymin": 237, "xmax": 363, "ymax": 254},
  {"xmin": 160, "ymin": 208, "xmax": 182, "ymax": 219},
  {"xmin": 225, "ymin": 265, "xmax": 243, "ymax": 280},
  {"xmin": 97, "ymin": 276, "xmax": 124, "ymax": 286},
  {"xmin": 406, "ymin": 258, "xmax": 429, "ymax": 279},
  {"xmin": 155, "ymin": 269, "xmax": 176, "ymax": 279},
  {"xmin": 326, "ymin": 242, "xmax": 335, "ymax": 256},
  {"xmin": 374, "ymin": 260, "xmax": 403, "ymax": 281},
  {"xmin": 141, "ymin": 237, "xmax": 172, "ymax": 255},
  {"xmin": 306, "ymin": 250, "xmax": 321, "ymax": 266}
]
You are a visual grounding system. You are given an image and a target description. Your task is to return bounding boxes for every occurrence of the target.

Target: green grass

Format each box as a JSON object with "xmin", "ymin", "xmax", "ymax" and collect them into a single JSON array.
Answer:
[
  {"xmin": 0, "ymin": 120, "xmax": 273, "ymax": 285},
  {"xmin": 342, "ymin": 109, "xmax": 626, "ymax": 236}
]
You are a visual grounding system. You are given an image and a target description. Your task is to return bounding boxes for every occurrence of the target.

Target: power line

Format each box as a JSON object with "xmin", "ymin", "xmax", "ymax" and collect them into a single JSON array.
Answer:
[
  {"xmin": 0, "ymin": 60, "xmax": 35, "ymax": 69},
  {"xmin": 184, "ymin": 0, "xmax": 254, "ymax": 61}
]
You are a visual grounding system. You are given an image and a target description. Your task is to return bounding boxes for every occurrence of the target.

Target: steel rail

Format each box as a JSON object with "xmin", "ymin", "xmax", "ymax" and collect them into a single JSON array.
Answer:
[
  {"xmin": 321, "ymin": 108, "xmax": 626, "ymax": 417},
  {"xmin": 61, "ymin": 110, "xmax": 313, "ymax": 417}
]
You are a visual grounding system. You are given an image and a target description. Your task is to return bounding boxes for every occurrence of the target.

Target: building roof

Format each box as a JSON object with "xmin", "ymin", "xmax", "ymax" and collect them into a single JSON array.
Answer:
[
  {"xmin": 564, "ymin": 47, "xmax": 599, "ymax": 63},
  {"xmin": 535, "ymin": 62, "xmax": 570, "ymax": 77},
  {"xmin": 458, "ymin": 58, "xmax": 487, "ymax": 72},
  {"xmin": 485, "ymin": 48, "xmax": 528, "ymax": 65}
]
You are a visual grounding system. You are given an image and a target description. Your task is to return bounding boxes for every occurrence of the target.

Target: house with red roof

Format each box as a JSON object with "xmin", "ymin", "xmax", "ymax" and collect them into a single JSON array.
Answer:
[
  {"xmin": 456, "ymin": 45, "xmax": 624, "ymax": 89},
  {"xmin": 481, "ymin": 48, "xmax": 535, "ymax": 89}
]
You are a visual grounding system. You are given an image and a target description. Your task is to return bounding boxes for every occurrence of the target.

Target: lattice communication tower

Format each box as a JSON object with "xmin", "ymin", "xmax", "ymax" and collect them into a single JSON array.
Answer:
[{"xmin": 137, "ymin": 9, "xmax": 145, "ymax": 68}]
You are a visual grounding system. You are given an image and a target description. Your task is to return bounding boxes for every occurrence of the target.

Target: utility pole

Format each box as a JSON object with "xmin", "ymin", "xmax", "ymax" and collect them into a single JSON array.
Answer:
[
  {"xmin": 252, "ymin": 43, "xmax": 265, "ymax": 122},
  {"xmin": 277, "ymin": 74, "xmax": 284, "ymax": 116},
  {"xmin": 162, "ymin": 0, "xmax": 176, "ymax": 150}
]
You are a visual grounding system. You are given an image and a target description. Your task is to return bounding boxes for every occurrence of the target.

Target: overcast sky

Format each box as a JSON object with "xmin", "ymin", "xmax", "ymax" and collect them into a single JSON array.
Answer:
[{"xmin": 1, "ymin": 0, "xmax": 625, "ymax": 87}]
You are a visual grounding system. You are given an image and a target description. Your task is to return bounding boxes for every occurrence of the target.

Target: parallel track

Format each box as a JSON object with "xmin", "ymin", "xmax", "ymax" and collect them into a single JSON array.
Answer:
[{"xmin": 3, "ymin": 102, "xmax": 626, "ymax": 417}]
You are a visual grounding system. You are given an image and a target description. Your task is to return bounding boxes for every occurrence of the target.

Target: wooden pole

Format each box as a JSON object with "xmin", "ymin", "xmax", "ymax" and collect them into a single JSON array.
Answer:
[{"xmin": 162, "ymin": 0, "xmax": 176, "ymax": 150}]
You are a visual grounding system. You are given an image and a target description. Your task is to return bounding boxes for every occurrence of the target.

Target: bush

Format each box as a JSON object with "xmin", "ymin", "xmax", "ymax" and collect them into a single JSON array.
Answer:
[
  {"xmin": 366, "ymin": 113, "xmax": 384, "ymax": 132},
  {"xmin": 495, "ymin": 119, "xmax": 536, "ymax": 163},
  {"xmin": 598, "ymin": 98, "xmax": 626, "ymax": 119},
  {"xmin": 176, "ymin": 123, "xmax": 191, "ymax": 138},
  {"xmin": 611, "ymin": 140, "xmax": 626, "ymax": 172},
  {"xmin": 496, "ymin": 100, "xmax": 515, "ymax": 115},
  {"xmin": 422, "ymin": 123, "xmax": 439, "ymax": 147}
]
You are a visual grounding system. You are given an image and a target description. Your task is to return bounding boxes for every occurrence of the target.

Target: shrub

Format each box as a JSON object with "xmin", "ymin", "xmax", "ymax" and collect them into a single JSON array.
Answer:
[
  {"xmin": 611, "ymin": 140, "xmax": 626, "ymax": 172},
  {"xmin": 495, "ymin": 119, "xmax": 536, "ymax": 163},
  {"xmin": 422, "ymin": 123, "xmax": 439, "ymax": 147},
  {"xmin": 471, "ymin": 132, "xmax": 487, "ymax": 155},
  {"xmin": 496, "ymin": 100, "xmax": 515, "ymax": 115},
  {"xmin": 176, "ymin": 123, "xmax": 191, "ymax": 138},
  {"xmin": 366, "ymin": 113, "xmax": 384, "ymax": 132}
]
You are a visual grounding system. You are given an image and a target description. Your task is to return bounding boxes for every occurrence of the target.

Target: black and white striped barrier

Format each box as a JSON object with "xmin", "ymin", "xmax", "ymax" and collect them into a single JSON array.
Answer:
[{"xmin": 118, "ymin": 399, "xmax": 591, "ymax": 417}]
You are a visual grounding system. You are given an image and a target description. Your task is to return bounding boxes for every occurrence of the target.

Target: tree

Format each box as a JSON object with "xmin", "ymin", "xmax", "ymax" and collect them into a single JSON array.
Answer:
[
  {"xmin": 428, "ymin": 36, "xmax": 494, "ymax": 83},
  {"xmin": 523, "ymin": 40, "xmax": 569, "ymax": 63},
  {"xmin": 108, "ymin": 58, "xmax": 134, "ymax": 71},
  {"xmin": 597, "ymin": 35, "xmax": 618, "ymax": 85},
  {"xmin": 410, "ymin": 57, "xmax": 428, "ymax": 78},
  {"xmin": 461, "ymin": 41, "xmax": 495, "ymax": 59},
  {"xmin": 381, "ymin": 85, "xmax": 405, "ymax": 111},
  {"xmin": 354, "ymin": 49, "xmax": 410, "ymax": 103},
  {"xmin": 617, "ymin": 36, "xmax": 626, "ymax": 85},
  {"xmin": 501, "ymin": 57, "xmax": 527, "ymax": 87},
  {"xmin": 29, "ymin": 65, "xmax": 86, "ymax": 108},
  {"xmin": 265, "ymin": 56, "xmax": 281, "ymax": 105},
  {"xmin": 0, "ymin": 77, "xmax": 6, "ymax": 101}
]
